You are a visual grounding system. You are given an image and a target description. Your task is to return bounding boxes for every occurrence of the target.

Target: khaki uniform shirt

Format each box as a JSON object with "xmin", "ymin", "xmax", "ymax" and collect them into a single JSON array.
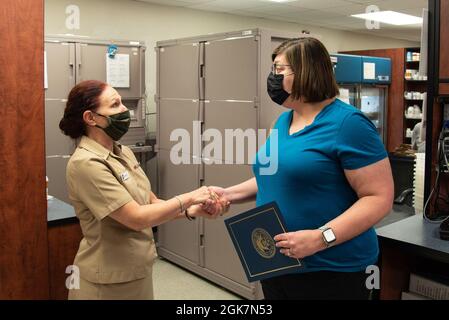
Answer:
[{"xmin": 67, "ymin": 136, "xmax": 157, "ymax": 284}]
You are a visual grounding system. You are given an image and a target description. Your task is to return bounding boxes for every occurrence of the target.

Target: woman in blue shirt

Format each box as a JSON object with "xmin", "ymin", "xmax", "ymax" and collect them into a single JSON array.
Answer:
[{"xmin": 205, "ymin": 37, "xmax": 394, "ymax": 300}]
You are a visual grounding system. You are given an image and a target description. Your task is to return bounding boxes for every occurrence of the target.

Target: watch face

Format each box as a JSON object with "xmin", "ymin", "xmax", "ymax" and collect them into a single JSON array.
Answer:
[{"xmin": 323, "ymin": 229, "xmax": 336, "ymax": 242}]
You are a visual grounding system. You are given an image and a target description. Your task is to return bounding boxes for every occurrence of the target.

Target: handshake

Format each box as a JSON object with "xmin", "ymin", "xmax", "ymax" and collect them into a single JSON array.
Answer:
[{"xmin": 185, "ymin": 186, "xmax": 231, "ymax": 219}]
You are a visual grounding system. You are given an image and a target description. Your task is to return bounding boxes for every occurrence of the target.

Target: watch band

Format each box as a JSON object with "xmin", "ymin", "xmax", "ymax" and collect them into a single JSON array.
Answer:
[{"xmin": 318, "ymin": 225, "xmax": 336, "ymax": 248}]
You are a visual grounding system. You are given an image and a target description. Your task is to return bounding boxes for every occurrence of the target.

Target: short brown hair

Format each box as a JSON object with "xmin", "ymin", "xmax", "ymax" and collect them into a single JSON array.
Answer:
[
  {"xmin": 59, "ymin": 80, "xmax": 107, "ymax": 139},
  {"xmin": 272, "ymin": 37, "xmax": 339, "ymax": 103}
]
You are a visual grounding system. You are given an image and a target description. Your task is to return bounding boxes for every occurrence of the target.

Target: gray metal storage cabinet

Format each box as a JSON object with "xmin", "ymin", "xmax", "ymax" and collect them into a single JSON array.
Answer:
[
  {"xmin": 44, "ymin": 37, "xmax": 146, "ymax": 204},
  {"xmin": 156, "ymin": 29, "xmax": 299, "ymax": 299}
]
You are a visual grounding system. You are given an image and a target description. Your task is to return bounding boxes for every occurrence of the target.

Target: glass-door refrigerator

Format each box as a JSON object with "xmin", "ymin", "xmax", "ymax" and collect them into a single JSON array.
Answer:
[{"xmin": 359, "ymin": 85, "xmax": 388, "ymax": 142}]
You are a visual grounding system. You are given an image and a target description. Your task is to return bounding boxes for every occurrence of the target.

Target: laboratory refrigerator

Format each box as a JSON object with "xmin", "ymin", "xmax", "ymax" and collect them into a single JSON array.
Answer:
[{"xmin": 331, "ymin": 53, "xmax": 391, "ymax": 143}]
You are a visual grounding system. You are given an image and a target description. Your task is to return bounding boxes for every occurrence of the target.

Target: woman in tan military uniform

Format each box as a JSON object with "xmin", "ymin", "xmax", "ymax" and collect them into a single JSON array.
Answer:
[{"xmin": 59, "ymin": 80, "xmax": 227, "ymax": 300}]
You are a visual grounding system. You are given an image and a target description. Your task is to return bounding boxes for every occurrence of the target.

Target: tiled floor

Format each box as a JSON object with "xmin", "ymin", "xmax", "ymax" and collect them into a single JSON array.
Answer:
[{"xmin": 152, "ymin": 257, "xmax": 243, "ymax": 300}]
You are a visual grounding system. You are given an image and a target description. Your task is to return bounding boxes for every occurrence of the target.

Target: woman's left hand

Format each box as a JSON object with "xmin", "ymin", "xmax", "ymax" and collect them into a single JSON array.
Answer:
[
  {"xmin": 187, "ymin": 204, "xmax": 218, "ymax": 219},
  {"xmin": 274, "ymin": 230, "xmax": 326, "ymax": 259}
]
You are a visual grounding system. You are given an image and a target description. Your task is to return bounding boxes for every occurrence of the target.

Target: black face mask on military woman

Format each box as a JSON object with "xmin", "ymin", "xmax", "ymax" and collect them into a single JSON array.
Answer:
[
  {"xmin": 93, "ymin": 110, "xmax": 131, "ymax": 141},
  {"xmin": 267, "ymin": 72, "xmax": 290, "ymax": 106}
]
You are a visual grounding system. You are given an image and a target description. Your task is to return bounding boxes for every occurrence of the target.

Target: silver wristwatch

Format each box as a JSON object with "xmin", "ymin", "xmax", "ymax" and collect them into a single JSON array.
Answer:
[{"xmin": 318, "ymin": 226, "xmax": 336, "ymax": 248}]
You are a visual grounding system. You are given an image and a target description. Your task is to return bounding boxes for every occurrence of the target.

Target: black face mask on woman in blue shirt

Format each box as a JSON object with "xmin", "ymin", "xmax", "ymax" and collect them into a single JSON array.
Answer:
[{"xmin": 267, "ymin": 72, "xmax": 290, "ymax": 105}]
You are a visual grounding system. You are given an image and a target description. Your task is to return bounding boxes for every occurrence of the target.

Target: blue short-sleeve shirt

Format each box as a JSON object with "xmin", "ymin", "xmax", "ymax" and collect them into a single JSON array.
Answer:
[{"xmin": 253, "ymin": 98, "xmax": 388, "ymax": 273}]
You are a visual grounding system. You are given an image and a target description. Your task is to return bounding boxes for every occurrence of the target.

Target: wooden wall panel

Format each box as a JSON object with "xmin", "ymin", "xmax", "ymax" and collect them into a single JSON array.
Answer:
[
  {"xmin": 48, "ymin": 221, "xmax": 82, "ymax": 300},
  {"xmin": 0, "ymin": 0, "xmax": 49, "ymax": 299},
  {"xmin": 379, "ymin": 244, "xmax": 412, "ymax": 300},
  {"xmin": 439, "ymin": 0, "xmax": 449, "ymax": 79},
  {"xmin": 340, "ymin": 48, "xmax": 406, "ymax": 152},
  {"xmin": 440, "ymin": 83, "xmax": 449, "ymax": 95}
]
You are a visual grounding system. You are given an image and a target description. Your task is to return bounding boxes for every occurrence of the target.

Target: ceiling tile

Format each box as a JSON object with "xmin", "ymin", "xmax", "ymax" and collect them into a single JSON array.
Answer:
[
  {"xmin": 368, "ymin": 0, "xmax": 428, "ymax": 11},
  {"xmin": 284, "ymin": 9, "xmax": 344, "ymax": 19},
  {"xmin": 229, "ymin": 9, "xmax": 268, "ymax": 18},
  {"xmin": 237, "ymin": 3, "xmax": 310, "ymax": 16},
  {"xmin": 318, "ymin": 3, "xmax": 368, "ymax": 16},
  {"xmin": 187, "ymin": 0, "xmax": 272, "ymax": 11},
  {"xmin": 287, "ymin": 0, "xmax": 356, "ymax": 10}
]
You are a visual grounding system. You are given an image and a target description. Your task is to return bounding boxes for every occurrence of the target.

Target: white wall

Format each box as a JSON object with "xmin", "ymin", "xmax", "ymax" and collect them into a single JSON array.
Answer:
[{"xmin": 45, "ymin": 0, "xmax": 419, "ymax": 133}]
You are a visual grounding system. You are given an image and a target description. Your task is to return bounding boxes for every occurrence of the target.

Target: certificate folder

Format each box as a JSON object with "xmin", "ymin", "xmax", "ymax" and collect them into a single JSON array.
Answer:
[{"xmin": 224, "ymin": 202, "xmax": 303, "ymax": 282}]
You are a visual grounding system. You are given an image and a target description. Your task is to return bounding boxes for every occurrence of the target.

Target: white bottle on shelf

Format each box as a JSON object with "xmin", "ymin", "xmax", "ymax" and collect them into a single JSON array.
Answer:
[
  {"xmin": 407, "ymin": 51, "xmax": 412, "ymax": 61},
  {"xmin": 413, "ymin": 105, "xmax": 422, "ymax": 117},
  {"xmin": 406, "ymin": 128, "xmax": 413, "ymax": 138}
]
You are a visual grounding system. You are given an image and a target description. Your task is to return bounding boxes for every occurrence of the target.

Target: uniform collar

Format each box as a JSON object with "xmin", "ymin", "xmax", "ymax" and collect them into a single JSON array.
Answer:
[{"xmin": 78, "ymin": 135, "xmax": 123, "ymax": 160}]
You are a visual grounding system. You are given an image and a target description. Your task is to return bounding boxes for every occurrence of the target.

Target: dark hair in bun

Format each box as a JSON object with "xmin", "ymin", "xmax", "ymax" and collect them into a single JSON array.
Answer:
[{"xmin": 59, "ymin": 80, "xmax": 107, "ymax": 139}]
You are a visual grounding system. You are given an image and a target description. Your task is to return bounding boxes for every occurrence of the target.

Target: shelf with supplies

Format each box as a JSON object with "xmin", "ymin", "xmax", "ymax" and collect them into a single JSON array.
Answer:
[
  {"xmin": 405, "ymin": 78, "xmax": 428, "ymax": 82},
  {"xmin": 402, "ymin": 47, "xmax": 427, "ymax": 145},
  {"xmin": 405, "ymin": 115, "xmax": 423, "ymax": 120},
  {"xmin": 404, "ymin": 91, "xmax": 426, "ymax": 100},
  {"xmin": 404, "ymin": 76, "xmax": 427, "ymax": 82},
  {"xmin": 406, "ymin": 50, "xmax": 421, "ymax": 62}
]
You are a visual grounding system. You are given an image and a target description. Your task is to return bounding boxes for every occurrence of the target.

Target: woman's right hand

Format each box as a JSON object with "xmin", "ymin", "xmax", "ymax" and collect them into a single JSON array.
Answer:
[
  {"xmin": 185, "ymin": 186, "xmax": 214, "ymax": 206},
  {"xmin": 201, "ymin": 186, "xmax": 230, "ymax": 216}
]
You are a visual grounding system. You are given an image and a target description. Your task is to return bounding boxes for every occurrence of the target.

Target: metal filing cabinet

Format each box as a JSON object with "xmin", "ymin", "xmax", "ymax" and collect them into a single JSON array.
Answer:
[{"xmin": 156, "ymin": 29, "xmax": 301, "ymax": 299}]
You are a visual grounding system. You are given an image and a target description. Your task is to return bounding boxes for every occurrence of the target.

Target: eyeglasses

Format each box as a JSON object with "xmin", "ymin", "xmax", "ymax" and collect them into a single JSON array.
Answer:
[{"xmin": 271, "ymin": 63, "xmax": 292, "ymax": 75}]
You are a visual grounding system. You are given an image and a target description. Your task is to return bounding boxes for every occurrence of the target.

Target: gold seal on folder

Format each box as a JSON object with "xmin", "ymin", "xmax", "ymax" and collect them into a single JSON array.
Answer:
[{"xmin": 251, "ymin": 228, "xmax": 276, "ymax": 259}]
